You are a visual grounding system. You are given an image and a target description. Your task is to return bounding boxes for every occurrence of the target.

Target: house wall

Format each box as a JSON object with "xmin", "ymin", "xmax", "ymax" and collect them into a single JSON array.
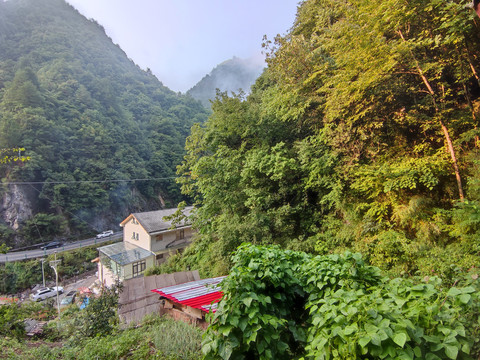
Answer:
[
  {"xmin": 97, "ymin": 255, "xmax": 155, "ymax": 287},
  {"xmin": 160, "ymin": 306, "xmax": 208, "ymax": 330},
  {"xmin": 123, "ymin": 217, "xmax": 151, "ymax": 251},
  {"xmin": 98, "ymin": 262, "xmax": 118, "ymax": 288},
  {"xmin": 150, "ymin": 227, "xmax": 194, "ymax": 253},
  {"xmin": 123, "ymin": 255, "xmax": 155, "ymax": 280}
]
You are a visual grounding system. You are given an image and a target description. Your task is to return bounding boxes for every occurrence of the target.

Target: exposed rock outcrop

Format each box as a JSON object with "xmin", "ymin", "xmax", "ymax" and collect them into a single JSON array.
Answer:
[{"xmin": 1, "ymin": 185, "xmax": 35, "ymax": 230}]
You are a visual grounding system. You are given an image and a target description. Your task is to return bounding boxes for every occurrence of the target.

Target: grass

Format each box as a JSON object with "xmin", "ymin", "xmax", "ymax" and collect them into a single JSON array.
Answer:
[{"xmin": 0, "ymin": 314, "xmax": 204, "ymax": 360}]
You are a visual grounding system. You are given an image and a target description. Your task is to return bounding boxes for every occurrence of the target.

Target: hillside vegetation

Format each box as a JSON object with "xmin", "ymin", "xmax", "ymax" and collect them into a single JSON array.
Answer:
[
  {"xmin": 187, "ymin": 56, "xmax": 264, "ymax": 108},
  {"xmin": 0, "ymin": 0, "xmax": 208, "ymax": 246},
  {"xmin": 0, "ymin": 309, "xmax": 202, "ymax": 360},
  {"xmin": 171, "ymin": 0, "xmax": 480, "ymax": 281}
]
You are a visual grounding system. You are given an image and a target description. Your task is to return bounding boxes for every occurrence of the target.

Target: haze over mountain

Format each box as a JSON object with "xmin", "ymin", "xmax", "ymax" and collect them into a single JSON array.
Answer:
[
  {"xmin": 64, "ymin": 0, "xmax": 298, "ymax": 93},
  {"xmin": 187, "ymin": 56, "xmax": 265, "ymax": 108},
  {"xmin": 0, "ymin": 0, "xmax": 209, "ymax": 247}
]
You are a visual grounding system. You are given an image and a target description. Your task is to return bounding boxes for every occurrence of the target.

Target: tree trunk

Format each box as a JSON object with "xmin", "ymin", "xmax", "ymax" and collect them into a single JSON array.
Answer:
[
  {"xmin": 398, "ymin": 30, "xmax": 465, "ymax": 201},
  {"xmin": 439, "ymin": 120, "xmax": 465, "ymax": 201}
]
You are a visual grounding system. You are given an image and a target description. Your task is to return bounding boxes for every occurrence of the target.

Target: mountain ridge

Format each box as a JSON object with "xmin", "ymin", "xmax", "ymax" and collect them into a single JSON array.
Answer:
[
  {"xmin": 0, "ymin": 0, "xmax": 208, "ymax": 247},
  {"xmin": 187, "ymin": 56, "xmax": 264, "ymax": 107}
]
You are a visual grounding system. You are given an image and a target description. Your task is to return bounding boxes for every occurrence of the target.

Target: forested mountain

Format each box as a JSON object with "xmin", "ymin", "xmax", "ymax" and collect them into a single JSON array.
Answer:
[
  {"xmin": 186, "ymin": 56, "xmax": 264, "ymax": 108},
  {"xmin": 172, "ymin": 0, "xmax": 480, "ymax": 279},
  {"xmin": 0, "ymin": 0, "xmax": 209, "ymax": 247}
]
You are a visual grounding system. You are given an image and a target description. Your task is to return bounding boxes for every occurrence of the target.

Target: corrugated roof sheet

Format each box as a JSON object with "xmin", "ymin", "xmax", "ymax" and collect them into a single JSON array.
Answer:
[
  {"xmin": 152, "ymin": 276, "xmax": 226, "ymax": 312},
  {"xmin": 130, "ymin": 206, "xmax": 193, "ymax": 234}
]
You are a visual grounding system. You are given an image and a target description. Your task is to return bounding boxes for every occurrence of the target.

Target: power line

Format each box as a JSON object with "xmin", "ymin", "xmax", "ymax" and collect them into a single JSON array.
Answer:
[{"xmin": 2, "ymin": 177, "xmax": 177, "ymax": 186}]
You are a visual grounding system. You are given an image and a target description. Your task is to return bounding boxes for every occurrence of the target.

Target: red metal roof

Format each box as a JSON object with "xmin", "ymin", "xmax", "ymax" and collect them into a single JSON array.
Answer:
[{"xmin": 151, "ymin": 276, "xmax": 226, "ymax": 312}]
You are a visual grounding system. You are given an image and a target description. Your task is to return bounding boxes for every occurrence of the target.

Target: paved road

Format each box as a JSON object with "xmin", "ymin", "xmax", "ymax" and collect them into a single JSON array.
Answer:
[{"xmin": 0, "ymin": 232, "xmax": 122, "ymax": 263}]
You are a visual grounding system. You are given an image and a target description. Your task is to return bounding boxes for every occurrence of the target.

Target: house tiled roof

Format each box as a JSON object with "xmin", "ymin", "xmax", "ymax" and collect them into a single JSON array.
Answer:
[{"xmin": 122, "ymin": 206, "xmax": 193, "ymax": 234}]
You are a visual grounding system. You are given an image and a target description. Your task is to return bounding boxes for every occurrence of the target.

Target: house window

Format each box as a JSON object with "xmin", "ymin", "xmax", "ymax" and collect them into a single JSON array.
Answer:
[
  {"xmin": 156, "ymin": 234, "xmax": 163, "ymax": 242},
  {"xmin": 156, "ymin": 254, "xmax": 164, "ymax": 260},
  {"xmin": 176, "ymin": 229, "xmax": 185, "ymax": 240},
  {"xmin": 132, "ymin": 260, "xmax": 146, "ymax": 277},
  {"xmin": 132, "ymin": 218, "xmax": 138, "ymax": 224},
  {"xmin": 132, "ymin": 232, "xmax": 139, "ymax": 240}
]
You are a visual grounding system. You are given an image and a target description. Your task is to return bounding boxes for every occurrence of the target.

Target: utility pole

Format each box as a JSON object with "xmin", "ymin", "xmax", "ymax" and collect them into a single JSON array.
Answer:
[
  {"xmin": 40, "ymin": 258, "xmax": 46, "ymax": 287},
  {"xmin": 49, "ymin": 252, "xmax": 62, "ymax": 320}
]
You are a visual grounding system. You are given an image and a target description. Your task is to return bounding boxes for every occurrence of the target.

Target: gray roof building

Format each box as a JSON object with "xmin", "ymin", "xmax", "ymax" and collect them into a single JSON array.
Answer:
[{"xmin": 120, "ymin": 206, "xmax": 193, "ymax": 234}]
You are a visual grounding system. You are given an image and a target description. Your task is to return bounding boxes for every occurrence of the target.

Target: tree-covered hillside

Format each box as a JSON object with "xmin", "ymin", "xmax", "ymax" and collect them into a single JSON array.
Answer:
[
  {"xmin": 187, "ymin": 56, "xmax": 264, "ymax": 108},
  {"xmin": 0, "ymin": 0, "xmax": 208, "ymax": 247},
  {"xmin": 171, "ymin": 0, "xmax": 480, "ymax": 280}
]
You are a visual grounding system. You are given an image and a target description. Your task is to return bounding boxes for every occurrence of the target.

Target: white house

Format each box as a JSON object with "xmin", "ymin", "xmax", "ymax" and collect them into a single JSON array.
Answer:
[{"xmin": 97, "ymin": 207, "xmax": 194, "ymax": 287}]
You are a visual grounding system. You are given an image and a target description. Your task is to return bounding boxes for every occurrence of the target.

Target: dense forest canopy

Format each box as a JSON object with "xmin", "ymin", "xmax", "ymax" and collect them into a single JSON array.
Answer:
[
  {"xmin": 172, "ymin": 0, "xmax": 480, "ymax": 280},
  {"xmin": 0, "ymin": 0, "xmax": 209, "ymax": 246}
]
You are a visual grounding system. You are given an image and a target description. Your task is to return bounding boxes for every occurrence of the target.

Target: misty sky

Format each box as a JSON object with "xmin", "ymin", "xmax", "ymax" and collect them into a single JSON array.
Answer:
[{"xmin": 65, "ymin": 0, "xmax": 300, "ymax": 93}]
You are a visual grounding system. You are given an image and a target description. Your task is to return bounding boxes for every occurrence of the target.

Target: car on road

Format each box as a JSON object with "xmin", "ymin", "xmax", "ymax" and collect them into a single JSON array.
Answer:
[
  {"xmin": 31, "ymin": 286, "xmax": 64, "ymax": 302},
  {"xmin": 96, "ymin": 230, "xmax": 114, "ymax": 239},
  {"xmin": 40, "ymin": 241, "xmax": 63, "ymax": 250},
  {"xmin": 60, "ymin": 290, "xmax": 77, "ymax": 306}
]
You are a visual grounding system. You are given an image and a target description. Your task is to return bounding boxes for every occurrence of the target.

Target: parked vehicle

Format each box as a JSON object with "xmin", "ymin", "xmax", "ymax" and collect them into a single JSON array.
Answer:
[
  {"xmin": 40, "ymin": 241, "xmax": 63, "ymax": 250},
  {"xmin": 60, "ymin": 290, "xmax": 76, "ymax": 305},
  {"xmin": 96, "ymin": 230, "xmax": 114, "ymax": 239},
  {"xmin": 31, "ymin": 286, "xmax": 64, "ymax": 302}
]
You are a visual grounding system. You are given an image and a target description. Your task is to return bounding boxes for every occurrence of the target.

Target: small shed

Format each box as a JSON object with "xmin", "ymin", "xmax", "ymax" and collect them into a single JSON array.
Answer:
[
  {"xmin": 118, "ymin": 270, "xmax": 201, "ymax": 325},
  {"xmin": 152, "ymin": 276, "xmax": 226, "ymax": 328}
]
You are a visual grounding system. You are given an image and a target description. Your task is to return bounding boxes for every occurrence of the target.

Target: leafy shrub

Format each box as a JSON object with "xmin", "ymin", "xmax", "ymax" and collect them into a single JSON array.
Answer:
[
  {"xmin": 304, "ymin": 277, "xmax": 475, "ymax": 359},
  {"xmin": 203, "ymin": 244, "xmax": 480, "ymax": 359},
  {"xmin": 203, "ymin": 243, "xmax": 309, "ymax": 359},
  {"xmin": 73, "ymin": 283, "xmax": 122, "ymax": 338},
  {"xmin": 0, "ymin": 303, "xmax": 25, "ymax": 339},
  {"xmin": 0, "ymin": 301, "xmax": 56, "ymax": 340}
]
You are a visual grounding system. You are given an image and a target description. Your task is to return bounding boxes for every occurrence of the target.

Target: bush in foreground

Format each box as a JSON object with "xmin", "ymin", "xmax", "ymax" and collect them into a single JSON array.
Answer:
[{"xmin": 203, "ymin": 244, "xmax": 480, "ymax": 360}]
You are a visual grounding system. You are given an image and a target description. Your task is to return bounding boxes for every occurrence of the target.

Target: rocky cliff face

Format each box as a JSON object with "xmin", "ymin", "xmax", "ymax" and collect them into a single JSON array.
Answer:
[
  {"xmin": 1, "ymin": 185, "xmax": 35, "ymax": 230},
  {"xmin": 0, "ymin": 182, "xmax": 170, "ymax": 247}
]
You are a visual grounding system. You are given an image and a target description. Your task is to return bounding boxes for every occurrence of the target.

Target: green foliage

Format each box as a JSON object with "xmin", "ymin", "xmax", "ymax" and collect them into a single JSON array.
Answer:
[
  {"xmin": 0, "ymin": 260, "xmax": 43, "ymax": 294},
  {"xmin": 0, "ymin": 314, "xmax": 203, "ymax": 360},
  {"xmin": 0, "ymin": 223, "xmax": 15, "ymax": 249},
  {"xmin": 203, "ymin": 244, "xmax": 309, "ymax": 360},
  {"xmin": 0, "ymin": 242, "xmax": 10, "ymax": 254},
  {"xmin": 0, "ymin": 303, "xmax": 26, "ymax": 339},
  {"xmin": 0, "ymin": 0, "xmax": 209, "ymax": 245},
  {"xmin": 203, "ymin": 244, "xmax": 480, "ymax": 360},
  {"xmin": 19, "ymin": 213, "xmax": 67, "ymax": 245},
  {"xmin": 55, "ymin": 245, "xmax": 98, "ymax": 278},
  {"xmin": 73, "ymin": 283, "xmax": 122, "ymax": 338},
  {"xmin": 174, "ymin": 0, "xmax": 480, "ymax": 282},
  {"xmin": 0, "ymin": 301, "xmax": 55, "ymax": 340},
  {"xmin": 304, "ymin": 273, "xmax": 476, "ymax": 360},
  {"xmin": 0, "ymin": 147, "xmax": 30, "ymax": 164}
]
